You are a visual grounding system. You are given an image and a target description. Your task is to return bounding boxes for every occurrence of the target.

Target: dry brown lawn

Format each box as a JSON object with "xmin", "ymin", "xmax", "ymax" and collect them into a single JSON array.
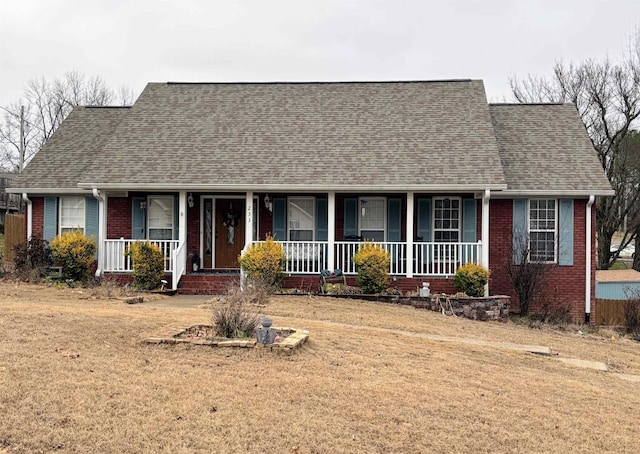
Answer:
[{"xmin": 1, "ymin": 281, "xmax": 640, "ymax": 453}]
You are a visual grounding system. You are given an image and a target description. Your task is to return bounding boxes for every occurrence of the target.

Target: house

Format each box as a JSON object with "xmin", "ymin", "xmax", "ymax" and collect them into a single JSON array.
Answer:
[{"xmin": 8, "ymin": 80, "xmax": 613, "ymax": 322}]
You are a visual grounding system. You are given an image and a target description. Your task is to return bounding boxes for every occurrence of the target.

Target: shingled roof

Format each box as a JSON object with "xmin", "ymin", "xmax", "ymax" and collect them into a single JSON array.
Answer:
[
  {"xmin": 489, "ymin": 103, "xmax": 612, "ymax": 194},
  {"xmin": 10, "ymin": 80, "xmax": 612, "ymax": 195},
  {"xmin": 10, "ymin": 107, "xmax": 129, "ymax": 191}
]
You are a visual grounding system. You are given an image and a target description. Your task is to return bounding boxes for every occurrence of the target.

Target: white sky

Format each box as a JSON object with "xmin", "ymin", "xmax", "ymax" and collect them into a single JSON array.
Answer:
[{"xmin": 0, "ymin": 0, "xmax": 638, "ymax": 106}]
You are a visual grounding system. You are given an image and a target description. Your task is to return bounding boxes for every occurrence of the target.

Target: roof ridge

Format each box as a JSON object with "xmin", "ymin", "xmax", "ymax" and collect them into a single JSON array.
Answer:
[{"xmin": 163, "ymin": 79, "xmax": 475, "ymax": 86}]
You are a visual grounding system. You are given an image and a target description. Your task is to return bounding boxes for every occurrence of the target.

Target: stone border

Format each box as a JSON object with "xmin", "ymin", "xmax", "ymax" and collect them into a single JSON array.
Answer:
[{"xmin": 144, "ymin": 324, "xmax": 309, "ymax": 351}]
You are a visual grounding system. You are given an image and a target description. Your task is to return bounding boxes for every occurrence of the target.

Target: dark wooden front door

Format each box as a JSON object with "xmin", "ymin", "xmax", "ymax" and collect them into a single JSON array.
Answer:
[{"xmin": 215, "ymin": 199, "xmax": 245, "ymax": 269}]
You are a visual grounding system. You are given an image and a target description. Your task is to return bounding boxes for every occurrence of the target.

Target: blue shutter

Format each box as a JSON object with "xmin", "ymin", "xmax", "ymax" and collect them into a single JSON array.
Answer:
[
  {"xmin": 462, "ymin": 198, "xmax": 477, "ymax": 243},
  {"xmin": 512, "ymin": 199, "xmax": 527, "ymax": 264},
  {"xmin": 85, "ymin": 197, "xmax": 99, "ymax": 241},
  {"xmin": 43, "ymin": 197, "xmax": 57, "ymax": 241},
  {"xmin": 462, "ymin": 198, "xmax": 477, "ymax": 263},
  {"xmin": 272, "ymin": 197, "xmax": 287, "ymax": 241},
  {"xmin": 316, "ymin": 197, "xmax": 328, "ymax": 241},
  {"xmin": 558, "ymin": 199, "xmax": 574, "ymax": 266},
  {"xmin": 387, "ymin": 198, "xmax": 402, "ymax": 242},
  {"xmin": 417, "ymin": 198, "xmax": 431, "ymax": 242},
  {"xmin": 131, "ymin": 197, "xmax": 145, "ymax": 239},
  {"xmin": 173, "ymin": 195, "xmax": 179, "ymax": 240},
  {"xmin": 344, "ymin": 198, "xmax": 358, "ymax": 238}
]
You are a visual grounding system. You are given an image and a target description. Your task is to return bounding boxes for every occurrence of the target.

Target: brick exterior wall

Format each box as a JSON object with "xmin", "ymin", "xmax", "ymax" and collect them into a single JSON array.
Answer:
[
  {"xmin": 489, "ymin": 199, "xmax": 595, "ymax": 323},
  {"xmin": 106, "ymin": 197, "xmax": 131, "ymax": 238},
  {"xmin": 31, "ymin": 197, "xmax": 44, "ymax": 239}
]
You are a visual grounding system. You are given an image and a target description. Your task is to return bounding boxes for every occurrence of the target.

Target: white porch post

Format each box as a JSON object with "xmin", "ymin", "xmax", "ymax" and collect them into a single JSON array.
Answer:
[
  {"xmin": 178, "ymin": 191, "xmax": 187, "ymax": 244},
  {"xmin": 406, "ymin": 191, "xmax": 414, "ymax": 278},
  {"xmin": 327, "ymin": 191, "xmax": 336, "ymax": 270},
  {"xmin": 482, "ymin": 189, "xmax": 491, "ymax": 296},
  {"xmin": 245, "ymin": 191, "xmax": 253, "ymax": 246},
  {"xmin": 93, "ymin": 189, "xmax": 106, "ymax": 277}
]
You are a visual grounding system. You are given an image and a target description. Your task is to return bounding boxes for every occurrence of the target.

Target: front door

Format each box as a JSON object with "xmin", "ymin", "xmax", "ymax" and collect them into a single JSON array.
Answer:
[{"xmin": 214, "ymin": 198, "xmax": 245, "ymax": 268}]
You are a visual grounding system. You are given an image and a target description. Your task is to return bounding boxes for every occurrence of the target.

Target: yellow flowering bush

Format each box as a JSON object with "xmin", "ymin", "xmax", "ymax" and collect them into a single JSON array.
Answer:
[
  {"xmin": 453, "ymin": 263, "xmax": 490, "ymax": 297},
  {"xmin": 128, "ymin": 241, "xmax": 165, "ymax": 290},
  {"xmin": 238, "ymin": 236, "xmax": 285, "ymax": 289},
  {"xmin": 49, "ymin": 230, "xmax": 97, "ymax": 282},
  {"xmin": 352, "ymin": 243, "xmax": 390, "ymax": 294}
]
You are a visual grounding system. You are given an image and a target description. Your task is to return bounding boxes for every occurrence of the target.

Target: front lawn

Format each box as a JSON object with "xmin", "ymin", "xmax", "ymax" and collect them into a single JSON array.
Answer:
[{"xmin": 1, "ymin": 282, "xmax": 639, "ymax": 453}]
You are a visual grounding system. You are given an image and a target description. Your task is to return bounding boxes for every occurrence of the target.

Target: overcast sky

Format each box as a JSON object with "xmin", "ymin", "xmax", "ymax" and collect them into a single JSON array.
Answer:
[{"xmin": 0, "ymin": 0, "xmax": 638, "ymax": 107}]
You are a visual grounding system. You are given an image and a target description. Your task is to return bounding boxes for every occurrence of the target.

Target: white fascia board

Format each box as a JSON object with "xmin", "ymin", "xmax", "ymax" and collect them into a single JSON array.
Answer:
[
  {"xmin": 77, "ymin": 182, "xmax": 509, "ymax": 192},
  {"xmin": 7, "ymin": 187, "xmax": 91, "ymax": 195},
  {"xmin": 492, "ymin": 189, "xmax": 614, "ymax": 198}
]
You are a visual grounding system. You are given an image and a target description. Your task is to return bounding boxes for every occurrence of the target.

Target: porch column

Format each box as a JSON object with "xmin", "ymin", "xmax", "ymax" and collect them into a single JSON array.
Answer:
[
  {"xmin": 327, "ymin": 191, "xmax": 336, "ymax": 270},
  {"xmin": 178, "ymin": 191, "xmax": 187, "ymax": 244},
  {"xmin": 93, "ymin": 189, "xmax": 106, "ymax": 277},
  {"xmin": 245, "ymin": 191, "xmax": 253, "ymax": 247},
  {"xmin": 406, "ymin": 192, "xmax": 414, "ymax": 278},
  {"xmin": 482, "ymin": 189, "xmax": 490, "ymax": 296}
]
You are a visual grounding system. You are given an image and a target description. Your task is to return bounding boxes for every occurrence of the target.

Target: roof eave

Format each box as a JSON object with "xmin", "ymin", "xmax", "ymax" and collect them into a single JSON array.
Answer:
[
  {"xmin": 76, "ymin": 182, "xmax": 509, "ymax": 192},
  {"xmin": 493, "ymin": 189, "xmax": 615, "ymax": 198}
]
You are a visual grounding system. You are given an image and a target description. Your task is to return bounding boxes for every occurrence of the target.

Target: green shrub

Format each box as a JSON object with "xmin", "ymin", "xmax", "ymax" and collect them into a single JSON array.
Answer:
[
  {"xmin": 453, "ymin": 263, "xmax": 490, "ymax": 297},
  {"xmin": 352, "ymin": 243, "xmax": 390, "ymax": 294},
  {"xmin": 49, "ymin": 230, "xmax": 97, "ymax": 282},
  {"xmin": 13, "ymin": 234, "xmax": 53, "ymax": 281},
  {"xmin": 238, "ymin": 236, "xmax": 285, "ymax": 289},
  {"xmin": 128, "ymin": 241, "xmax": 165, "ymax": 290}
]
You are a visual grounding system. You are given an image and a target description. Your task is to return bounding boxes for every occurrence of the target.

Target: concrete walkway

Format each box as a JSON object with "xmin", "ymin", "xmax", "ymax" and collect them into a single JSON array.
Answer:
[{"xmin": 143, "ymin": 294, "xmax": 213, "ymax": 308}]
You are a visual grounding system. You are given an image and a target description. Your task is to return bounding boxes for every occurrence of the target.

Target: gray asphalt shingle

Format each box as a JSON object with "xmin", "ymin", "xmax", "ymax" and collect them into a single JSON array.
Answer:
[{"xmin": 10, "ymin": 80, "xmax": 612, "ymax": 195}]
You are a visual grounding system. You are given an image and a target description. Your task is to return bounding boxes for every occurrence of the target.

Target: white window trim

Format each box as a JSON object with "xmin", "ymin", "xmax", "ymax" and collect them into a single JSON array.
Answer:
[
  {"xmin": 528, "ymin": 198, "xmax": 558, "ymax": 263},
  {"xmin": 59, "ymin": 196, "xmax": 85, "ymax": 235},
  {"xmin": 147, "ymin": 195, "xmax": 174, "ymax": 240},
  {"xmin": 432, "ymin": 196, "xmax": 461, "ymax": 243},
  {"xmin": 287, "ymin": 196, "xmax": 315, "ymax": 241},
  {"xmin": 358, "ymin": 196, "xmax": 386, "ymax": 242}
]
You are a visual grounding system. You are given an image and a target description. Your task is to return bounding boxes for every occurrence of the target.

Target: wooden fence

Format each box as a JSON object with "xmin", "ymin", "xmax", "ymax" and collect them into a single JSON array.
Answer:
[
  {"xmin": 3, "ymin": 213, "xmax": 25, "ymax": 263},
  {"xmin": 594, "ymin": 299, "xmax": 627, "ymax": 326}
]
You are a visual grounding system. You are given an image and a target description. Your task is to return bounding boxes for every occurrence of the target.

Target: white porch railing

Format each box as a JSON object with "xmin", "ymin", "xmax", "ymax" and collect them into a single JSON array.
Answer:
[
  {"xmin": 413, "ymin": 241, "xmax": 482, "ymax": 276},
  {"xmin": 335, "ymin": 241, "xmax": 407, "ymax": 275},
  {"xmin": 103, "ymin": 239, "xmax": 179, "ymax": 273},
  {"xmin": 172, "ymin": 240, "xmax": 187, "ymax": 290}
]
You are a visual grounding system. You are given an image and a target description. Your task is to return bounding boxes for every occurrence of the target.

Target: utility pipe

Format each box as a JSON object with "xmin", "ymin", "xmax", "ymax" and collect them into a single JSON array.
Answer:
[
  {"xmin": 482, "ymin": 189, "xmax": 490, "ymax": 296},
  {"xmin": 585, "ymin": 195, "xmax": 595, "ymax": 324},
  {"xmin": 22, "ymin": 193, "xmax": 32, "ymax": 240}
]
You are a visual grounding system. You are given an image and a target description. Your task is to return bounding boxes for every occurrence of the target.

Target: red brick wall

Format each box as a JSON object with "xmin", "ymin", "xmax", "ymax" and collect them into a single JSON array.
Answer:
[
  {"xmin": 106, "ymin": 197, "xmax": 131, "ymax": 239},
  {"xmin": 489, "ymin": 199, "xmax": 593, "ymax": 322},
  {"xmin": 31, "ymin": 197, "xmax": 45, "ymax": 239}
]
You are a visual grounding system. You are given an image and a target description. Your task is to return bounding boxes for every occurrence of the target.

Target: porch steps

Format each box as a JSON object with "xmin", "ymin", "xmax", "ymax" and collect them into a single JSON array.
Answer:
[{"xmin": 176, "ymin": 272, "xmax": 240, "ymax": 295}]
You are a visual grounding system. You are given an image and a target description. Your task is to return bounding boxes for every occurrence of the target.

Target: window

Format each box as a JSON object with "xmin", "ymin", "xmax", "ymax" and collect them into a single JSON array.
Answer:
[
  {"xmin": 359, "ymin": 197, "xmax": 385, "ymax": 242},
  {"xmin": 288, "ymin": 197, "xmax": 314, "ymax": 241},
  {"xmin": 60, "ymin": 196, "xmax": 85, "ymax": 234},
  {"xmin": 529, "ymin": 199, "xmax": 556, "ymax": 262},
  {"xmin": 148, "ymin": 196, "xmax": 174, "ymax": 240},
  {"xmin": 433, "ymin": 197, "xmax": 460, "ymax": 242}
]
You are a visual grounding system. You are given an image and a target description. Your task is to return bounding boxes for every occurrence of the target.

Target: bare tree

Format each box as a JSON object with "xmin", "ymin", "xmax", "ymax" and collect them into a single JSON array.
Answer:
[
  {"xmin": 0, "ymin": 71, "xmax": 133, "ymax": 172},
  {"xmin": 510, "ymin": 32, "xmax": 640, "ymax": 270}
]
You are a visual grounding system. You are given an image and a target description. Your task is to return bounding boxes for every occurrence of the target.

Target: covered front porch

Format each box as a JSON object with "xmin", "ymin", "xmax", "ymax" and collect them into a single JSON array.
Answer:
[{"xmin": 93, "ymin": 190, "xmax": 491, "ymax": 292}]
